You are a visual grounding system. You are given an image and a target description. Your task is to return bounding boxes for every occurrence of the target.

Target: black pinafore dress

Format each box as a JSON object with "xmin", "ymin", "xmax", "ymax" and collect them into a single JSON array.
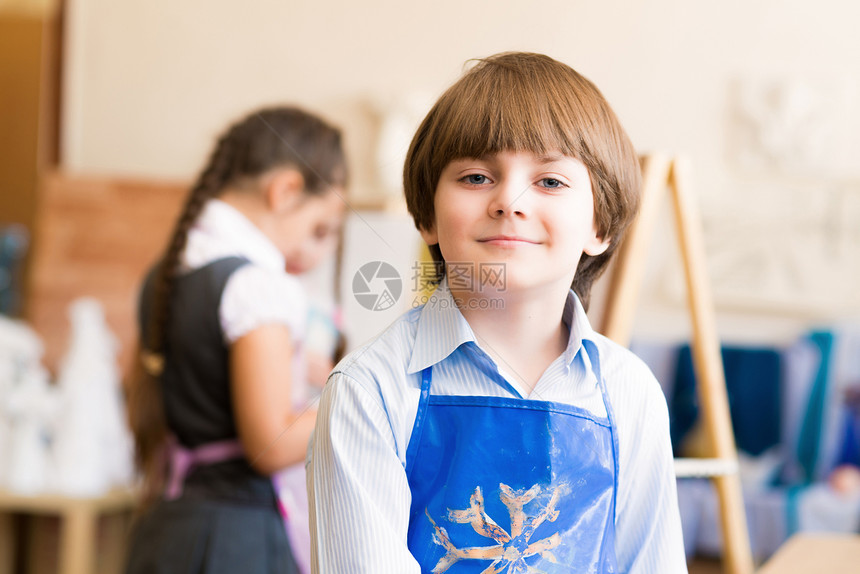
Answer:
[{"xmin": 124, "ymin": 257, "xmax": 299, "ymax": 574}]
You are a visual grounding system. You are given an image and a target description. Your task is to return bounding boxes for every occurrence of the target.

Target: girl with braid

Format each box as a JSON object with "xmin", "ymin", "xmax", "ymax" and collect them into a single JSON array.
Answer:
[{"xmin": 124, "ymin": 106, "xmax": 347, "ymax": 574}]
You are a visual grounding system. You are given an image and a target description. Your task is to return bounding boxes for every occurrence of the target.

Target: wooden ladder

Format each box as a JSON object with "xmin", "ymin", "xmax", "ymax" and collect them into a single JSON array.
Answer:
[{"xmin": 601, "ymin": 154, "xmax": 755, "ymax": 574}]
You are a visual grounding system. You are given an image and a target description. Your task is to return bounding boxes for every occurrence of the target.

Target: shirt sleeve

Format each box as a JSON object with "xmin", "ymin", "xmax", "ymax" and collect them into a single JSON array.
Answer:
[
  {"xmin": 307, "ymin": 371, "xmax": 420, "ymax": 573},
  {"xmin": 219, "ymin": 264, "xmax": 307, "ymax": 344},
  {"xmin": 614, "ymin": 368, "xmax": 688, "ymax": 573}
]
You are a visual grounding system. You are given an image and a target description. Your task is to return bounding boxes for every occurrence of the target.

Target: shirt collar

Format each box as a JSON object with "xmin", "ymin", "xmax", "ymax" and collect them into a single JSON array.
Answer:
[
  {"xmin": 184, "ymin": 198, "xmax": 286, "ymax": 273},
  {"xmin": 561, "ymin": 289, "xmax": 599, "ymax": 368},
  {"xmin": 407, "ymin": 278, "xmax": 478, "ymax": 375},
  {"xmin": 407, "ymin": 278, "xmax": 599, "ymax": 375}
]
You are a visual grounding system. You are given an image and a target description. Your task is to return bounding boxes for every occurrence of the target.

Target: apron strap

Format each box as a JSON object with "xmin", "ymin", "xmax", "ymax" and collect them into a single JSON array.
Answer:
[
  {"xmin": 405, "ymin": 366, "xmax": 433, "ymax": 477},
  {"xmin": 583, "ymin": 339, "xmax": 621, "ymax": 526},
  {"xmin": 164, "ymin": 436, "xmax": 245, "ymax": 499}
]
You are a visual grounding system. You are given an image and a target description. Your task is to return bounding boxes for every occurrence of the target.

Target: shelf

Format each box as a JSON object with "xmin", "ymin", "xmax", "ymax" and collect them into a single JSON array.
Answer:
[{"xmin": 0, "ymin": 486, "xmax": 138, "ymax": 515}]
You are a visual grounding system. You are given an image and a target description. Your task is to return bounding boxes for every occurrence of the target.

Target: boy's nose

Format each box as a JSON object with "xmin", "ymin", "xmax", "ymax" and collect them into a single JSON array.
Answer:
[{"xmin": 487, "ymin": 177, "xmax": 529, "ymax": 218}]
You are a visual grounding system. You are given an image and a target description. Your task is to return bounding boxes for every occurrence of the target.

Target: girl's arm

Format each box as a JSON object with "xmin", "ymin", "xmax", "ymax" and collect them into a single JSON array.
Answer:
[{"xmin": 230, "ymin": 323, "xmax": 316, "ymax": 475}]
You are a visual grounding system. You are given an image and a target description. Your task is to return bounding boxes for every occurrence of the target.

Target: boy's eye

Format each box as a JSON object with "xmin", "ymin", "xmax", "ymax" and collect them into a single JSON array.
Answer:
[
  {"xmin": 463, "ymin": 174, "xmax": 489, "ymax": 185},
  {"xmin": 539, "ymin": 178, "xmax": 565, "ymax": 189}
]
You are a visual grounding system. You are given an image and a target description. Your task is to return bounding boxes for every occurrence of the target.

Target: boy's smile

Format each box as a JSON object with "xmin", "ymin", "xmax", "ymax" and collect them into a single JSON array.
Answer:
[{"xmin": 421, "ymin": 150, "xmax": 610, "ymax": 295}]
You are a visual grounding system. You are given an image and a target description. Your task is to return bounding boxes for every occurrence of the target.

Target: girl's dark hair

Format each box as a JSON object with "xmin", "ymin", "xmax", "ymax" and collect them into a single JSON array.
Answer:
[
  {"xmin": 404, "ymin": 52, "xmax": 641, "ymax": 310},
  {"xmin": 126, "ymin": 106, "xmax": 347, "ymax": 503}
]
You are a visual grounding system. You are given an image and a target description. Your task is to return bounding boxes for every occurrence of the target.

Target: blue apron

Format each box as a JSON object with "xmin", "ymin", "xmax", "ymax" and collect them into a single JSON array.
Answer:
[{"xmin": 405, "ymin": 342, "xmax": 620, "ymax": 573}]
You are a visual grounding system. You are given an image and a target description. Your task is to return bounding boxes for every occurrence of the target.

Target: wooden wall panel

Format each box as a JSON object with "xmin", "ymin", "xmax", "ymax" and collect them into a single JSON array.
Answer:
[{"xmin": 27, "ymin": 172, "xmax": 187, "ymax": 375}]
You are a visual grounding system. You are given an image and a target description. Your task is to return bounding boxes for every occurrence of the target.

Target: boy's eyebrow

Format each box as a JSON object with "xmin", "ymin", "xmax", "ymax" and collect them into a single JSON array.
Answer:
[
  {"xmin": 536, "ymin": 154, "xmax": 566, "ymax": 164},
  {"xmin": 450, "ymin": 153, "xmax": 570, "ymax": 166},
  {"xmin": 446, "ymin": 156, "xmax": 491, "ymax": 169}
]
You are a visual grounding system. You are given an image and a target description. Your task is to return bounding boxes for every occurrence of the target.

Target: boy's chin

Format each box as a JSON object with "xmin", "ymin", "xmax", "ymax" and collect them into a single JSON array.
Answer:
[{"xmin": 477, "ymin": 277, "xmax": 574, "ymax": 297}]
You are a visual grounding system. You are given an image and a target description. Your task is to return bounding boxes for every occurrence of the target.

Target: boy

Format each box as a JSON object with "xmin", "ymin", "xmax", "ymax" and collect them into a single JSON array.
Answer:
[{"xmin": 308, "ymin": 52, "xmax": 686, "ymax": 573}]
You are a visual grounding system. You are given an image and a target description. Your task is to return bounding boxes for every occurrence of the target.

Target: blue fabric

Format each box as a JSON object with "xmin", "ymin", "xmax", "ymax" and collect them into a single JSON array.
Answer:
[
  {"xmin": 836, "ymin": 406, "xmax": 860, "ymax": 468},
  {"xmin": 670, "ymin": 345, "xmax": 782, "ymax": 456},
  {"xmin": 795, "ymin": 331, "xmax": 835, "ymax": 483},
  {"xmin": 405, "ymin": 365, "xmax": 619, "ymax": 573},
  {"xmin": 0, "ymin": 224, "xmax": 29, "ymax": 316},
  {"xmin": 784, "ymin": 484, "xmax": 806, "ymax": 537}
]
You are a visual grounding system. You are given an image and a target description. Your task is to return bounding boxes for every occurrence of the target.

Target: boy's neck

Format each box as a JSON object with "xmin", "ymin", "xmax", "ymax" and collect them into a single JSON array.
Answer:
[{"xmin": 451, "ymin": 283, "xmax": 572, "ymax": 397}]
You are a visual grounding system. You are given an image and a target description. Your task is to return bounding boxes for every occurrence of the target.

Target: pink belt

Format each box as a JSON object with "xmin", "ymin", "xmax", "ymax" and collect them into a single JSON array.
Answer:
[{"xmin": 164, "ymin": 437, "xmax": 245, "ymax": 500}]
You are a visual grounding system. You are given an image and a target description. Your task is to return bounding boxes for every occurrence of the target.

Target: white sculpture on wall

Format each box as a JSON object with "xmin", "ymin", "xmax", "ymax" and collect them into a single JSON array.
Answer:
[
  {"xmin": 732, "ymin": 75, "xmax": 858, "ymax": 179},
  {"xmin": 684, "ymin": 76, "xmax": 860, "ymax": 317},
  {"xmin": 735, "ymin": 79, "xmax": 825, "ymax": 171},
  {"xmin": 658, "ymin": 182, "xmax": 860, "ymax": 317}
]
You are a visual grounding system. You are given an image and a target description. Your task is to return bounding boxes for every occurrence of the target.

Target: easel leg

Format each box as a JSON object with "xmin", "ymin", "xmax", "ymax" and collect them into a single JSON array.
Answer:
[
  {"xmin": 669, "ymin": 157, "xmax": 754, "ymax": 574},
  {"xmin": 601, "ymin": 153, "xmax": 673, "ymax": 345}
]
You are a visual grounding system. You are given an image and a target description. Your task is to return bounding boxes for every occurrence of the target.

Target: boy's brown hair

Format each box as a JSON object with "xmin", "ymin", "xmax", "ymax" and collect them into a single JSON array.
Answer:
[{"xmin": 404, "ymin": 52, "xmax": 641, "ymax": 309}]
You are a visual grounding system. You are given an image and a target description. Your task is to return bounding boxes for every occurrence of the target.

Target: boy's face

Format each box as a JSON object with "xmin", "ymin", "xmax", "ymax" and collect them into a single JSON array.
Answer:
[{"xmin": 420, "ymin": 150, "xmax": 609, "ymax": 295}]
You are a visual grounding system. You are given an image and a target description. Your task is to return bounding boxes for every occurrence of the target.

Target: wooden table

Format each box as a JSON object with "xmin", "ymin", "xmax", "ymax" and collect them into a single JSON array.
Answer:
[
  {"xmin": 757, "ymin": 533, "xmax": 860, "ymax": 573},
  {"xmin": 0, "ymin": 487, "xmax": 138, "ymax": 574}
]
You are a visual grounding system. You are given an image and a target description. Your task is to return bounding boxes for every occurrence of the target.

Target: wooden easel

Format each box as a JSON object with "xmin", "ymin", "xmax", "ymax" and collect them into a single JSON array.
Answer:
[{"xmin": 601, "ymin": 154, "xmax": 755, "ymax": 574}]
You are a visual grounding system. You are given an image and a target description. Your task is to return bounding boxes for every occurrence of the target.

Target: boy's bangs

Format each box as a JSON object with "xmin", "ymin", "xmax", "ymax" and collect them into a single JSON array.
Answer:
[{"xmin": 432, "ymin": 69, "xmax": 584, "ymax": 165}]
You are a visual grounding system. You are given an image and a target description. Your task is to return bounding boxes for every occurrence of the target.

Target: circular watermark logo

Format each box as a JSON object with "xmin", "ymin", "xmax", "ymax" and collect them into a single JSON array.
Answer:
[{"xmin": 352, "ymin": 261, "xmax": 402, "ymax": 311}]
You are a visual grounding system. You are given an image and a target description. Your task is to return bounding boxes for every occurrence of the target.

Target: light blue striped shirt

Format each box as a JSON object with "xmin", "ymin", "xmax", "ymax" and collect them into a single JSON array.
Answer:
[{"xmin": 307, "ymin": 279, "xmax": 687, "ymax": 573}]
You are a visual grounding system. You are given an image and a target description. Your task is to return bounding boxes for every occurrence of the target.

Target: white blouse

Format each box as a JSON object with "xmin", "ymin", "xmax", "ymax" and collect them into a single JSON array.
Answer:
[{"xmin": 181, "ymin": 198, "xmax": 307, "ymax": 349}]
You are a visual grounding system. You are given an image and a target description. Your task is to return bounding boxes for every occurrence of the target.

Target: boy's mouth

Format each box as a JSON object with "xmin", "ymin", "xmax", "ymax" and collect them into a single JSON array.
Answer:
[
  {"xmin": 477, "ymin": 235, "xmax": 539, "ymax": 246},
  {"xmin": 478, "ymin": 235, "xmax": 537, "ymax": 243}
]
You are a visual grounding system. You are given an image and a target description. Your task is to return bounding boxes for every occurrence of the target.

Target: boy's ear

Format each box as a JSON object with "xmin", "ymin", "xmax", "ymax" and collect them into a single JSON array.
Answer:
[
  {"xmin": 264, "ymin": 168, "xmax": 305, "ymax": 213},
  {"xmin": 584, "ymin": 234, "xmax": 611, "ymax": 257}
]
